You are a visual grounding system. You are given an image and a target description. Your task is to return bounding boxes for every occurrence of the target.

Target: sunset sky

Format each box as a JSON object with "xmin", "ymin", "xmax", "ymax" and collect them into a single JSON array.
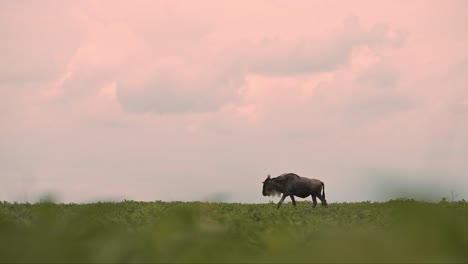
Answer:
[{"xmin": 1, "ymin": 0, "xmax": 467, "ymax": 203}]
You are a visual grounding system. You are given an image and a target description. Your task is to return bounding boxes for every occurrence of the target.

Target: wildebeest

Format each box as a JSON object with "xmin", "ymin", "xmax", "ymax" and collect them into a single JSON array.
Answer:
[{"xmin": 262, "ymin": 173, "xmax": 327, "ymax": 209}]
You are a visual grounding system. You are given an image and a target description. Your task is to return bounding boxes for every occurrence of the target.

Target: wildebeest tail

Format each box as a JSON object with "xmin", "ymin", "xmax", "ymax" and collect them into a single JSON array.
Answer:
[{"xmin": 321, "ymin": 182, "xmax": 325, "ymax": 199}]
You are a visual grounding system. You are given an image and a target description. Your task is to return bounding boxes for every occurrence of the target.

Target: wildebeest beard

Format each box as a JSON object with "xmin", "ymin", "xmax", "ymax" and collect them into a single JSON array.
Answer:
[{"xmin": 266, "ymin": 189, "xmax": 281, "ymax": 197}]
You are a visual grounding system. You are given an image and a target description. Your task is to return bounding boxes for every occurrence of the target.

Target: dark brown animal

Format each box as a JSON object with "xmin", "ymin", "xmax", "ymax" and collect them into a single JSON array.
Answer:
[{"xmin": 262, "ymin": 173, "xmax": 327, "ymax": 209}]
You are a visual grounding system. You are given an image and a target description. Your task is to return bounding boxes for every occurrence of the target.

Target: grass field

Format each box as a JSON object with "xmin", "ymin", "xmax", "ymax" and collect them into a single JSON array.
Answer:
[{"xmin": 1, "ymin": 199, "xmax": 468, "ymax": 263}]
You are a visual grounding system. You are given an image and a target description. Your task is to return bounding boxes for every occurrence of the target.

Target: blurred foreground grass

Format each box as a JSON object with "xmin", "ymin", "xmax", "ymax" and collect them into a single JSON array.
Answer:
[{"xmin": 1, "ymin": 199, "xmax": 468, "ymax": 263}]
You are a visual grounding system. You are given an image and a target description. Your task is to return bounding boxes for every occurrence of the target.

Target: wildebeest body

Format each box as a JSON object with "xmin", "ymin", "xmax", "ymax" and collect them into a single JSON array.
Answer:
[{"xmin": 262, "ymin": 173, "xmax": 327, "ymax": 209}]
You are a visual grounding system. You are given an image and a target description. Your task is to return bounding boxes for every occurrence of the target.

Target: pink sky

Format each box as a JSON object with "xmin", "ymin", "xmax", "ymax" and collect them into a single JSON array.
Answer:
[{"xmin": 1, "ymin": 0, "xmax": 467, "ymax": 203}]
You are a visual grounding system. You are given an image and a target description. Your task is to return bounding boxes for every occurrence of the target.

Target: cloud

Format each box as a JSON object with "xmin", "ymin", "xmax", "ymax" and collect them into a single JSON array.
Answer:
[
  {"xmin": 249, "ymin": 17, "xmax": 406, "ymax": 76},
  {"xmin": 0, "ymin": 1, "xmax": 83, "ymax": 84},
  {"xmin": 111, "ymin": 17, "xmax": 406, "ymax": 114},
  {"xmin": 115, "ymin": 59, "xmax": 246, "ymax": 113}
]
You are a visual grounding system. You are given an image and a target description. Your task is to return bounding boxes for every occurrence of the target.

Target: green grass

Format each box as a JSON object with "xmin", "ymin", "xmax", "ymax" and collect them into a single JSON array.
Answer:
[{"xmin": 1, "ymin": 199, "xmax": 468, "ymax": 263}]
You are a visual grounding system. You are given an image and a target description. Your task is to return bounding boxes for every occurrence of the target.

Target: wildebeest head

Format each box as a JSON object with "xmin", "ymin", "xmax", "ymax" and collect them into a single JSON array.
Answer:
[{"xmin": 262, "ymin": 174, "xmax": 280, "ymax": 196}]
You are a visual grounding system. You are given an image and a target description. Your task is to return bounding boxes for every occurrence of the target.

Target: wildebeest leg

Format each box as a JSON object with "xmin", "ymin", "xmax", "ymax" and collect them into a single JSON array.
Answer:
[
  {"xmin": 277, "ymin": 194, "xmax": 287, "ymax": 209},
  {"xmin": 290, "ymin": 195, "xmax": 297, "ymax": 208},
  {"xmin": 311, "ymin": 195, "xmax": 318, "ymax": 208},
  {"xmin": 317, "ymin": 194, "xmax": 328, "ymax": 207}
]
